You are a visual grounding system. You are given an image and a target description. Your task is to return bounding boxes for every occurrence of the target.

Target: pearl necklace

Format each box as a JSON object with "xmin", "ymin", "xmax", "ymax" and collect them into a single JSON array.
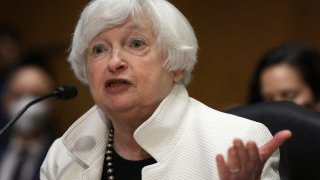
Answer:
[
  {"xmin": 103, "ymin": 128, "xmax": 157, "ymax": 180},
  {"xmin": 105, "ymin": 128, "xmax": 115, "ymax": 180}
]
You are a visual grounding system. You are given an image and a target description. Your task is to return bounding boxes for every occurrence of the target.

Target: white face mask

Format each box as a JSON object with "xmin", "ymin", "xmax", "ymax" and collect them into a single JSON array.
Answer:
[{"xmin": 8, "ymin": 96, "xmax": 50, "ymax": 135}]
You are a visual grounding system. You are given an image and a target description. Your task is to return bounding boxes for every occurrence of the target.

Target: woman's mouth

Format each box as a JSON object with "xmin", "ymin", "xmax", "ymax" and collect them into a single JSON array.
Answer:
[
  {"xmin": 105, "ymin": 79, "xmax": 132, "ymax": 93},
  {"xmin": 107, "ymin": 80, "xmax": 129, "ymax": 87}
]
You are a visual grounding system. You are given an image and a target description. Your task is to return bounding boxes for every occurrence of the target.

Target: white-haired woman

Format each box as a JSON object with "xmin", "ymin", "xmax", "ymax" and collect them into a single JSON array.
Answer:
[{"xmin": 40, "ymin": 0, "xmax": 291, "ymax": 179}]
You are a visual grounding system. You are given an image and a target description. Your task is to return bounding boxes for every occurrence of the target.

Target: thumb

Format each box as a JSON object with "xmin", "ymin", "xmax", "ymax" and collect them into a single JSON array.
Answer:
[{"xmin": 259, "ymin": 130, "xmax": 292, "ymax": 161}]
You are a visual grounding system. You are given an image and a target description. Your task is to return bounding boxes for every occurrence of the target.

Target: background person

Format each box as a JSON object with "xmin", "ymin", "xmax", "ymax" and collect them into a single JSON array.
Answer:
[
  {"xmin": 247, "ymin": 43, "xmax": 320, "ymax": 112},
  {"xmin": 0, "ymin": 63, "xmax": 57, "ymax": 180},
  {"xmin": 41, "ymin": 0, "xmax": 291, "ymax": 179}
]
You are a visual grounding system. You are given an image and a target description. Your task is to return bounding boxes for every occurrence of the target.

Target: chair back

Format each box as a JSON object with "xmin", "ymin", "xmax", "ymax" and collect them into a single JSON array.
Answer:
[{"xmin": 226, "ymin": 101, "xmax": 320, "ymax": 180}]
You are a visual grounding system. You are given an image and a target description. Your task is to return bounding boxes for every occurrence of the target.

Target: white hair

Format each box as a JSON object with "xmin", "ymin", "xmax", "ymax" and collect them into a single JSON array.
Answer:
[{"xmin": 68, "ymin": 0, "xmax": 198, "ymax": 85}]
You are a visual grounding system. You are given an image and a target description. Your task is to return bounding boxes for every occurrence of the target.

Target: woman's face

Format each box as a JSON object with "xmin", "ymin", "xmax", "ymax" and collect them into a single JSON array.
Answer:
[
  {"xmin": 260, "ymin": 64, "xmax": 315, "ymax": 107},
  {"xmin": 86, "ymin": 19, "xmax": 182, "ymax": 120}
]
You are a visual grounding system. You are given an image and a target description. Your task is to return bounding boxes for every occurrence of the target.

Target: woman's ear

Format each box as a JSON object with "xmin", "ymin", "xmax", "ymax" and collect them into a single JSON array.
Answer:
[{"xmin": 173, "ymin": 69, "xmax": 185, "ymax": 82}]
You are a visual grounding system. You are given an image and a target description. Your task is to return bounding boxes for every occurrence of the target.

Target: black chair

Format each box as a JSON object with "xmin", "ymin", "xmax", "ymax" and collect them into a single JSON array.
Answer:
[{"xmin": 226, "ymin": 101, "xmax": 320, "ymax": 180}]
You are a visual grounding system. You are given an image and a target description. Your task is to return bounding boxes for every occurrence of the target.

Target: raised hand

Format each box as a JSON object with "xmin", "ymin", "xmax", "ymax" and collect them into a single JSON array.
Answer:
[{"xmin": 216, "ymin": 130, "xmax": 292, "ymax": 180}]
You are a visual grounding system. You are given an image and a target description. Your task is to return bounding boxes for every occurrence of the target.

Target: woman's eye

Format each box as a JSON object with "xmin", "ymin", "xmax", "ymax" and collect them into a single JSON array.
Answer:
[
  {"xmin": 92, "ymin": 44, "xmax": 106, "ymax": 54},
  {"xmin": 283, "ymin": 92, "xmax": 298, "ymax": 101},
  {"xmin": 130, "ymin": 38, "xmax": 146, "ymax": 48}
]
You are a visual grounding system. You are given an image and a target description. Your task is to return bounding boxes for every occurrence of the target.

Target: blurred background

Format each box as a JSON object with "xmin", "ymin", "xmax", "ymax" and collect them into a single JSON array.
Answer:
[{"xmin": 1, "ymin": 0, "xmax": 320, "ymax": 135}]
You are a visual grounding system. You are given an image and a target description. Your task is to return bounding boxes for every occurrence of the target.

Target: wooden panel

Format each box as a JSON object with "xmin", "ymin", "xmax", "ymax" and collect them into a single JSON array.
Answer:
[{"xmin": 1, "ymin": 0, "xmax": 320, "ymax": 132}]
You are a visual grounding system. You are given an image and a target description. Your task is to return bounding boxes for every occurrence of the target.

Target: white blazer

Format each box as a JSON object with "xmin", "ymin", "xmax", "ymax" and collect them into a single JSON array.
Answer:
[{"xmin": 40, "ymin": 84, "xmax": 280, "ymax": 180}]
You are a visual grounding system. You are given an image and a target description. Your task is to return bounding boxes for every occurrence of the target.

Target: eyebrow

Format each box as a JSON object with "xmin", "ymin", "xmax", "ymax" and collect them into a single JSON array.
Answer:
[{"xmin": 128, "ymin": 22, "xmax": 155, "ymax": 37}]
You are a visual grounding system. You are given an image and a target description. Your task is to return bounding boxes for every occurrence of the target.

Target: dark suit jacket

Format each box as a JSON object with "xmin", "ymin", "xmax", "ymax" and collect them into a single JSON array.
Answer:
[{"xmin": 0, "ymin": 135, "xmax": 54, "ymax": 180}]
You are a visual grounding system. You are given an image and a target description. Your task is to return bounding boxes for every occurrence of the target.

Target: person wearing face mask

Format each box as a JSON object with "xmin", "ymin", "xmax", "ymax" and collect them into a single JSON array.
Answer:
[{"xmin": 0, "ymin": 63, "xmax": 57, "ymax": 180}]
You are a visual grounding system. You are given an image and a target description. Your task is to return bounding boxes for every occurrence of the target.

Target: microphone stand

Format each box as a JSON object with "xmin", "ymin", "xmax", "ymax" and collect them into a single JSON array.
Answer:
[
  {"xmin": 0, "ymin": 85, "xmax": 77, "ymax": 138},
  {"xmin": 0, "ymin": 93, "xmax": 56, "ymax": 137}
]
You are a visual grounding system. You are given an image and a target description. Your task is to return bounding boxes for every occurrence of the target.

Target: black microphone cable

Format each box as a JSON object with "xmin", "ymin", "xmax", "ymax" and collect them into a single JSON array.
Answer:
[{"xmin": 0, "ymin": 85, "xmax": 77, "ymax": 138}]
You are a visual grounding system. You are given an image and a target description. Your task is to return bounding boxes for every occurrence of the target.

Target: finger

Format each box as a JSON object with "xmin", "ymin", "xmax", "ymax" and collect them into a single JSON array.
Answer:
[
  {"xmin": 227, "ymin": 146, "xmax": 240, "ymax": 173},
  {"xmin": 247, "ymin": 141, "xmax": 263, "ymax": 179},
  {"xmin": 247, "ymin": 141, "xmax": 260, "ymax": 167},
  {"xmin": 260, "ymin": 130, "xmax": 292, "ymax": 161},
  {"xmin": 234, "ymin": 139, "xmax": 248, "ymax": 168},
  {"xmin": 216, "ymin": 154, "xmax": 230, "ymax": 179}
]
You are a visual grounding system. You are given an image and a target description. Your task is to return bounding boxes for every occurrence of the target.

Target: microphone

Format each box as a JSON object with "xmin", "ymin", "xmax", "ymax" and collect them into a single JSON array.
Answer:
[
  {"xmin": 53, "ymin": 85, "xmax": 78, "ymax": 100},
  {"xmin": 0, "ymin": 85, "xmax": 78, "ymax": 138}
]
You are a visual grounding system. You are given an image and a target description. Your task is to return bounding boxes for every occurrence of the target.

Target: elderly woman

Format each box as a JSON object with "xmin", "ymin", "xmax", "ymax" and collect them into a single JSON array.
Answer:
[{"xmin": 40, "ymin": 0, "xmax": 291, "ymax": 179}]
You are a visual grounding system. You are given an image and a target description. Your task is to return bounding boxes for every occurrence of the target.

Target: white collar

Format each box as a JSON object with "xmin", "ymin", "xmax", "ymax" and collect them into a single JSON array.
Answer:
[
  {"xmin": 134, "ymin": 83, "xmax": 189, "ymax": 161},
  {"xmin": 62, "ymin": 83, "xmax": 189, "ymax": 166}
]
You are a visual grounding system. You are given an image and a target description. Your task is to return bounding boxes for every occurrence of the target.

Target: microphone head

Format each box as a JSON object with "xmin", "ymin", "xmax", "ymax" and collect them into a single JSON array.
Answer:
[{"xmin": 54, "ymin": 85, "xmax": 78, "ymax": 100}]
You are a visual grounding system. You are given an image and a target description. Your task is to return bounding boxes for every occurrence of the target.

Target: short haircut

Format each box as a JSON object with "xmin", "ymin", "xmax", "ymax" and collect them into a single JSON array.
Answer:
[{"xmin": 68, "ymin": 0, "xmax": 198, "ymax": 85}]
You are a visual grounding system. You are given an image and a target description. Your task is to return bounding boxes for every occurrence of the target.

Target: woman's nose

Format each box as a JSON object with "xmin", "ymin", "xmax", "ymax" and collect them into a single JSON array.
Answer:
[{"xmin": 108, "ymin": 48, "xmax": 127, "ymax": 73}]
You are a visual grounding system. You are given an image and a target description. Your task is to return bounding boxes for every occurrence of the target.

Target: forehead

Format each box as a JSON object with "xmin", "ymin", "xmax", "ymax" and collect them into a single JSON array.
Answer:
[
  {"xmin": 261, "ymin": 64, "xmax": 306, "ymax": 89},
  {"xmin": 263, "ymin": 65, "xmax": 300, "ymax": 79},
  {"xmin": 9, "ymin": 67, "xmax": 53, "ymax": 93},
  {"xmin": 94, "ymin": 17, "xmax": 155, "ymax": 39}
]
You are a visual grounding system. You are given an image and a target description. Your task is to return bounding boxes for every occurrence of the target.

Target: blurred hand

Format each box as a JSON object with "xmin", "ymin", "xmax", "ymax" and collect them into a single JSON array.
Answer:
[{"xmin": 216, "ymin": 130, "xmax": 292, "ymax": 180}]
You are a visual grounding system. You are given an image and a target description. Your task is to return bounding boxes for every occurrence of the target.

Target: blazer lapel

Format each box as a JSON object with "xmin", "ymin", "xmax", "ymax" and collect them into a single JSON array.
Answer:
[
  {"xmin": 81, "ymin": 154, "xmax": 105, "ymax": 180},
  {"xmin": 61, "ymin": 106, "xmax": 109, "ymax": 179}
]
